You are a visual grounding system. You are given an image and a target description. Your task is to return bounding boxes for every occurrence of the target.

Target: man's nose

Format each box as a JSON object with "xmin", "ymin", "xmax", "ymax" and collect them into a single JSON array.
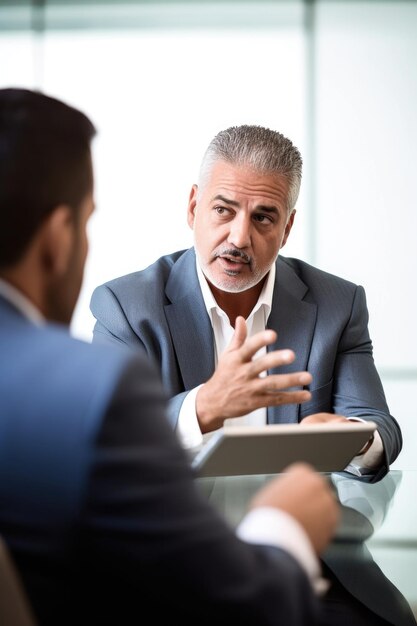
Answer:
[{"xmin": 227, "ymin": 214, "xmax": 251, "ymax": 249}]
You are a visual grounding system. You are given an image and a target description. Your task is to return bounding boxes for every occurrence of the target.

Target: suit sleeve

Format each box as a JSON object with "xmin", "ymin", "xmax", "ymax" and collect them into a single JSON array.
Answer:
[
  {"xmin": 332, "ymin": 285, "xmax": 402, "ymax": 480},
  {"xmin": 90, "ymin": 283, "xmax": 197, "ymax": 429},
  {"xmin": 79, "ymin": 354, "xmax": 320, "ymax": 626}
]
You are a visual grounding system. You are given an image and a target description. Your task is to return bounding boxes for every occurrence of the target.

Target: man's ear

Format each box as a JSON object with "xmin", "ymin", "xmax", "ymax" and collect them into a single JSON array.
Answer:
[
  {"xmin": 280, "ymin": 209, "xmax": 296, "ymax": 249},
  {"xmin": 187, "ymin": 184, "xmax": 198, "ymax": 229},
  {"xmin": 40, "ymin": 205, "xmax": 74, "ymax": 276}
]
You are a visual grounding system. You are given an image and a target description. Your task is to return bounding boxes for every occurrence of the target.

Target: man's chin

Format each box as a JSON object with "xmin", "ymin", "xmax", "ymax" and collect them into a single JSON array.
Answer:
[{"xmin": 208, "ymin": 274, "xmax": 258, "ymax": 294}]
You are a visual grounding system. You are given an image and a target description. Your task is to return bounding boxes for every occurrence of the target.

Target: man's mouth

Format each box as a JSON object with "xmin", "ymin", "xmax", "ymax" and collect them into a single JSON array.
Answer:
[
  {"xmin": 221, "ymin": 254, "xmax": 249, "ymax": 265},
  {"xmin": 215, "ymin": 250, "xmax": 251, "ymax": 276},
  {"xmin": 215, "ymin": 248, "xmax": 251, "ymax": 265}
]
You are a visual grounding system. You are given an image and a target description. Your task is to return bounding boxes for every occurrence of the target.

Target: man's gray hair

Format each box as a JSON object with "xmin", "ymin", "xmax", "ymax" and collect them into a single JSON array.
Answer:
[{"xmin": 198, "ymin": 125, "xmax": 302, "ymax": 212}]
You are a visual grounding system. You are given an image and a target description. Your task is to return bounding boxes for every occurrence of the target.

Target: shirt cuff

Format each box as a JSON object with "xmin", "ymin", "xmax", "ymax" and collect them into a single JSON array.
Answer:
[
  {"xmin": 176, "ymin": 385, "xmax": 204, "ymax": 450},
  {"xmin": 344, "ymin": 418, "xmax": 384, "ymax": 474},
  {"xmin": 236, "ymin": 507, "xmax": 329, "ymax": 596}
]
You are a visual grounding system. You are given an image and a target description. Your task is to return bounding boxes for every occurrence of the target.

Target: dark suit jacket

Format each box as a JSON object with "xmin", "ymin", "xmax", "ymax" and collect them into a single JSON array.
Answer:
[
  {"xmin": 90, "ymin": 249, "xmax": 402, "ymax": 481},
  {"xmin": 0, "ymin": 295, "xmax": 319, "ymax": 626}
]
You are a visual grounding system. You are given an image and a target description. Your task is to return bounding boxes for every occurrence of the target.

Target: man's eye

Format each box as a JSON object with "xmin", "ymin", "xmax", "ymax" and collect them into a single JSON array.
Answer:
[
  {"xmin": 254, "ymin": 214, "xmax": 272, "ymax": 223},
  {"xmin": 214, "ymin": 206, "xmax": 229, "ymax": 215}
]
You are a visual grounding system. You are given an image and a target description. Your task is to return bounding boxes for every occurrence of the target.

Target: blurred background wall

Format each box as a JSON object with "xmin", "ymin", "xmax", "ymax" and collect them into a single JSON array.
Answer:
[{"xmin": 1, "ymin": 0, "xmax": 416, "ymax": 471}]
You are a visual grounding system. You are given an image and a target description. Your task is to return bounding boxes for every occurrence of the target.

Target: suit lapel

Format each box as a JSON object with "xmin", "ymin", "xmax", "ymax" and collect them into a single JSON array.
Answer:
[
  {"xmin": 267, "ymin": 257, "xmax": 317, "ymax": 424},
  {"xmin": 164, "ymin": 249, "xmax": 215, "ymax": 390}
]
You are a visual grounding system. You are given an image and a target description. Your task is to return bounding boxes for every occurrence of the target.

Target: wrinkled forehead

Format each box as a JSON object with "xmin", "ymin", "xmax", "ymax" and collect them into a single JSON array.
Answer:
[{"xmin": 198, "ymin": 160, "xmax": 290, "ymax": 208}]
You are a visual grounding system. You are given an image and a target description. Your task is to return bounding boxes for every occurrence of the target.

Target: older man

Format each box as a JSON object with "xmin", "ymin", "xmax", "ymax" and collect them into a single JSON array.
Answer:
[{"xmin": 90, "ymin": 124, "xmax": 402, "ymax": 481}]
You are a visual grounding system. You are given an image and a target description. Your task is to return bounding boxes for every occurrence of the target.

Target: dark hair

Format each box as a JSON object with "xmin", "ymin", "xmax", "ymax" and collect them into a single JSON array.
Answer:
[{"xmin": 0, "ymin": 88, "xmax": 96, "ymax": 267}]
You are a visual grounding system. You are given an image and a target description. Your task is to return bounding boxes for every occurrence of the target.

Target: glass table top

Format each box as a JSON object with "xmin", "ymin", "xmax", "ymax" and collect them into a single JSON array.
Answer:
[{"xmin": 197, "ymin": 469, "xmax": 417, "ymax": 624}]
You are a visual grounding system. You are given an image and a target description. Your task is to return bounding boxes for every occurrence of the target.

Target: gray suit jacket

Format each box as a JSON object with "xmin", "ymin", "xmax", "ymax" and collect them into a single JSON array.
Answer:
[
  {"xmin": 90, "ymin": 248, "xmax": 402, "ymax": 481},
  {"xmin": 0, "ymin": 295, "xmax": 319, "ymax": 626}
]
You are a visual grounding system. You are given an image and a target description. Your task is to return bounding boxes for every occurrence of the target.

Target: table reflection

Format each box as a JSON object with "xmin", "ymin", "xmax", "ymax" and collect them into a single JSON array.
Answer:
[{"xmin": 197, "ymin": 470, "xmax": 417, "ymax": 625}]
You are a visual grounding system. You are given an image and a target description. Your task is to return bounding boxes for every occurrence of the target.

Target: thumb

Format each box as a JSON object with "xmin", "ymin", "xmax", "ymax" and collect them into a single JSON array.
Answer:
[{"xmin": 226, "ymin": 315, "xmax": 247, "ymax": 352}]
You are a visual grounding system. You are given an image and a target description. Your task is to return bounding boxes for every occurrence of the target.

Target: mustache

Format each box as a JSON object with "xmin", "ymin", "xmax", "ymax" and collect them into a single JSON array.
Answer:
[{"xmin": 215, "ymin": 247, "xmax": 252, "ymax": 264}]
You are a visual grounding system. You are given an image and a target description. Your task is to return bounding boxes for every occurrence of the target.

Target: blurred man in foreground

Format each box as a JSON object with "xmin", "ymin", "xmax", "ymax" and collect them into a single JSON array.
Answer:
[{"xmin": 0, "ymin": 88, "xmax": 339, "ymax": 626}]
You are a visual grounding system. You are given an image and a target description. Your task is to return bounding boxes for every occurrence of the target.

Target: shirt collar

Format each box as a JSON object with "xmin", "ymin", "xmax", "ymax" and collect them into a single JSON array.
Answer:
[
  {"xmin": 195, "ymin": 256, "xmax": 276, "ymax": 323},
  {"xmin": 0, "ymin": 278, "xmax": 45, "ymax": 326}
]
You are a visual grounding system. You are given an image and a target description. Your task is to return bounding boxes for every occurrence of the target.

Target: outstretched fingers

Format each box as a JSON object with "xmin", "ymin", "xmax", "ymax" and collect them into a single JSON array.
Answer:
[{"xmin": 251, "ymin": 372, "xmax": 312, "ymax": 406}]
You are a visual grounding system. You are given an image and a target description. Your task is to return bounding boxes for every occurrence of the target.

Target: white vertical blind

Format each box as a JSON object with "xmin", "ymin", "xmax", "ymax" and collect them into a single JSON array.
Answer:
[{"xmin": 314, "ymin": 1, "xmax": 417, "ymax": 471}]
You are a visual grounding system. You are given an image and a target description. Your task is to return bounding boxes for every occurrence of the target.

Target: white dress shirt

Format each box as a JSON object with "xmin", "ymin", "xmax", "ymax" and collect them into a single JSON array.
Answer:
[{"xmin": 177, "ymin": 261, "xmax": 275, "ymax": 449}]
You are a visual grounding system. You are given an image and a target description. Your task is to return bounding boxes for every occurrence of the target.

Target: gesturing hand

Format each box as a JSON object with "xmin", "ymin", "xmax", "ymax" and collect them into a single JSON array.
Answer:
[{"xmin": 196, "ymin": 316, "xmax": 312, "ymax": 433}]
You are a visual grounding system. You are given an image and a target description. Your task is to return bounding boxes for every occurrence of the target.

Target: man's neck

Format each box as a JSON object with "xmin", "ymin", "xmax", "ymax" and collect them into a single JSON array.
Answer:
[{"xmin": 207, "ymin": 278, "xmax": 267, "ymax": 328}]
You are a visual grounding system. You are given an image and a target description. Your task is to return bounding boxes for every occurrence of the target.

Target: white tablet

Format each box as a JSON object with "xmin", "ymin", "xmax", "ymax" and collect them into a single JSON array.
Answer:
[{"xmin": 191, "ymin": 421, "xmax": 377, "ymax": 477}]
